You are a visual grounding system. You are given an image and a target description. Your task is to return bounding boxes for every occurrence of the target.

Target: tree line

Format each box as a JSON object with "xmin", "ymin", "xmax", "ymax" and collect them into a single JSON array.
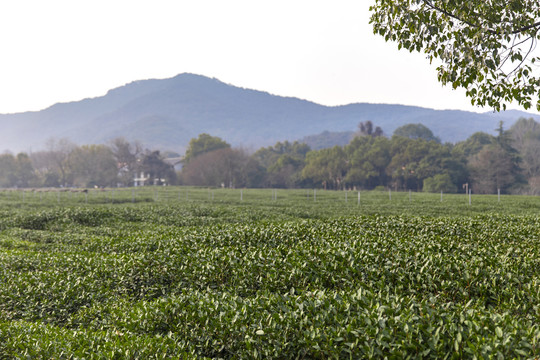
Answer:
[
  {"xmin": 0, "ymin": 138, "xmax": 176, "ymax": 189},
  {"xmin": 1, "ymin": 118, "xmax": 539, "ymax": 195},
  {"xmin": 180, "ymin": 119, "xmax": 539, "ymax": 195}
]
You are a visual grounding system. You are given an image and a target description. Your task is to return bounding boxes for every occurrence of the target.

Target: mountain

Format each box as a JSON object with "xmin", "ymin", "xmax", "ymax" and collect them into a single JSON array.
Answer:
[{"xmin": 1, "ymin": 73, "xmax": 539, "ymax": 153}]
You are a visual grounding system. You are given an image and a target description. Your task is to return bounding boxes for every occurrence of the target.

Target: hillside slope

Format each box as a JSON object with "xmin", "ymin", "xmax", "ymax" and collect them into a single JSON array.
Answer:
[{"xmin": 1, "ymin": 73, "xmax": 538, "ymax": 153}]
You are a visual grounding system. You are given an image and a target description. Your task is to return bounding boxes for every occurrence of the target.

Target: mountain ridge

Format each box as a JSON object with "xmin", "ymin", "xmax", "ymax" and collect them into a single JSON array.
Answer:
[{"xmin": 1, "ymin": 73, "xmax": 539, "ymax": 153}]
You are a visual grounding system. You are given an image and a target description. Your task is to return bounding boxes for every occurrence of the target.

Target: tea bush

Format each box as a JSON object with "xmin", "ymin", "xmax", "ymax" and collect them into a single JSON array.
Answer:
[{"xmin": 0, "ymin": 189, "xmax": 538, "ymax": 358}]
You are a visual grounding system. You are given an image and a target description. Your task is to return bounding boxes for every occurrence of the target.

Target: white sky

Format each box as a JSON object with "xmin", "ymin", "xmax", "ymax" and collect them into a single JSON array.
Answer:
[{"xmin": 0, "ymin": 0, "xmax": 533, "ymax": 114}]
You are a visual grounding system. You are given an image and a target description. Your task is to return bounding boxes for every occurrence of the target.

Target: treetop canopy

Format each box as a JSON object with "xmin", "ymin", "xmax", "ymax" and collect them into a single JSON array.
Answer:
[{"xmin": 370, "ymin": 0, "xmax": 540, "ymax": 111}]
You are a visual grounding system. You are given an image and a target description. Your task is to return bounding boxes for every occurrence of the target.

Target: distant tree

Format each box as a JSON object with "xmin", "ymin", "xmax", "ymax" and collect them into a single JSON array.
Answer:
[
  {"xmin": 356, "ymin": 121, "xmax": 383, "ymax": 138},
  {"xmin": 302, "ymin": 146, "xmax": 348, "ymax": 189},
  {"xmin": 42, "ymin": 172, "xmax": 60, "ymax": 188},
  {"xmin": 494, "ymin": 121, "xmax": 518, "ymax": 154},
  {"xmin": 14, "ymin": 153, "xmax": 36, "ymax": 188},
  {"xmin": 184, "ymin": 134, "xmax": 230, "ymax": 163},
  {"xmin": 109, "ymin": 137, "xmax": 142, "ymax": 186},
  {"xmin": 438, "ymin": 147, "xmax": 469, "ymax": 193},
  {"xmin": 266, "ymin": 154, "xmax": 305, "ymax": 188},
  {"xmin": 0, "ymin": 153, "xmax": 37, "ymax": 188},
  {"xmin": 528, "ymin": 176, "xmax": 540, "ymax": 196},
  {"xmin": 508, "ymin": 118, "xmax": 540, "ymax": 193},
  {"xmin": 253, "ymin": 141, "xmax": 309, "ymax": 169},
  {"xmin": 30, "ymin": 151, "xmax": 61, "ymax": 187},
  {"xmin": 44, "ymin": 138, "xmax": 77, "ymax": 187},
  {"xmin": 457, "ymin": 123, "xmax": 525, "ymax": 194},
  {"xmin": 181, "ymin": 148, "xmax": 258, "ymax": 188},
  {"xmin": 519, "ymin": 139, "xmax": 540, "ymax": 191},
  {"xmin": 68, "ymin": 145, "xmax": 118, "ymax": 188},
  {"xmin": 386, "ymin": 137, "xmax": 465, "ymax": 191},
  {"xmin": 243, "ymin": 157, "xmax": 266, "ymax": 188},
  {"xmin": 345, "ymin": 136, "xmax": 391, "ymax": 189},
  {"xmin": 387, "ymin": 137, "xmax": 426, "ymax": 190},
  {"xmin": 0, "ymin": 153, "xmax": 17, "ymax": 187},
  {"xmin": 452, "ymin": 132, "xmax": 495, "ymax": 158},
  {"xmin": 180, "ymin": 150, "xmax": 224, "ymax": 187},
  {"xmin": 393, "ymin": 124, "xmax": 440, "ymax": 143},
  {"xmin": 252, "ymin": 141, "xmax": 310, "ymax": 187},
  {"xmin": 494, "ymin": 122, "xmax": 522, "ymax": 179},
  {"xmin": 509, "ymin": 118, "xmax": 540, "ymax": 149},
  {"xmin": 423, "ymin": 173, "xmax": 456, "ymax": 193},
  {"xmin": 139, "ymin": 150, "xmax": 177, "ymax": 185},
  {"xmin": 469, "ymin": 144, "xmax": 520, "ymax": 194}
]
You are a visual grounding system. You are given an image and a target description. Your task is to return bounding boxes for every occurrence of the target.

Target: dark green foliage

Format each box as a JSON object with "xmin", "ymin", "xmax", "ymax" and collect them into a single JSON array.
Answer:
[
  {"xmin": 302, "ymin": 146, "xmax": 348, "ymax": 189},
  {"xmin": 453, "ymin": 132, "xmax": 495, "ymax": 158},
  {"xmin": 423, "ymin": 173, "xmax": 457, "ymax": 193},
  {"xmin": 183, "ymin": 133, "xmax": 230, "ymax": 164},
  {"xmin": 139, "ymin": 150, "xmax": 177, "ymax": 186},
  {"xmin": 393, "ymin": 123, "xmax": 440, "ymax": 143},
  {"xmin": 345, "ymin": 136, "xmax": 392, "ymax": 189},
  {"xmin": 253, "ymin": 141, "xmax": 310, "ymax": 188},
  {"xmin": 386, "ymin": 137, "xmax": 466, "ymax": 191},
  {"xmin": 357, "ymin": 120, "xmax": 384, "ymax": 138}
]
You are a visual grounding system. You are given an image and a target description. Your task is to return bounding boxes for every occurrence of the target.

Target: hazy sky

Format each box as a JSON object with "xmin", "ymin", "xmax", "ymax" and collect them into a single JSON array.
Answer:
[{"xmin": 0, "ymin": 0, "xmax": 532, "ymax": 114}]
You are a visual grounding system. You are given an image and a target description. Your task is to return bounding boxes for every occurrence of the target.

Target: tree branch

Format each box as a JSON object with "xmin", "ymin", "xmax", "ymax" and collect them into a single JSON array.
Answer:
[
  {"xmin": 421, "ymin": 0, "xmax": 491, "ymax": 33},
  {"xmin": 421, "ymin": 0, "xmax": 540, "ymax": 35},
  {"xmin": 513, "ymin": 21, "xmax": 540, "ymax": 34}
]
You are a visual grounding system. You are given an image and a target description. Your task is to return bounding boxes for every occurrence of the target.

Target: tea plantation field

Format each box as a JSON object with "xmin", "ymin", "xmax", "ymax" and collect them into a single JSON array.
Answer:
[{"xmin": 0, "ymin": 188, "xmax": 538, "ymax": 359}]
